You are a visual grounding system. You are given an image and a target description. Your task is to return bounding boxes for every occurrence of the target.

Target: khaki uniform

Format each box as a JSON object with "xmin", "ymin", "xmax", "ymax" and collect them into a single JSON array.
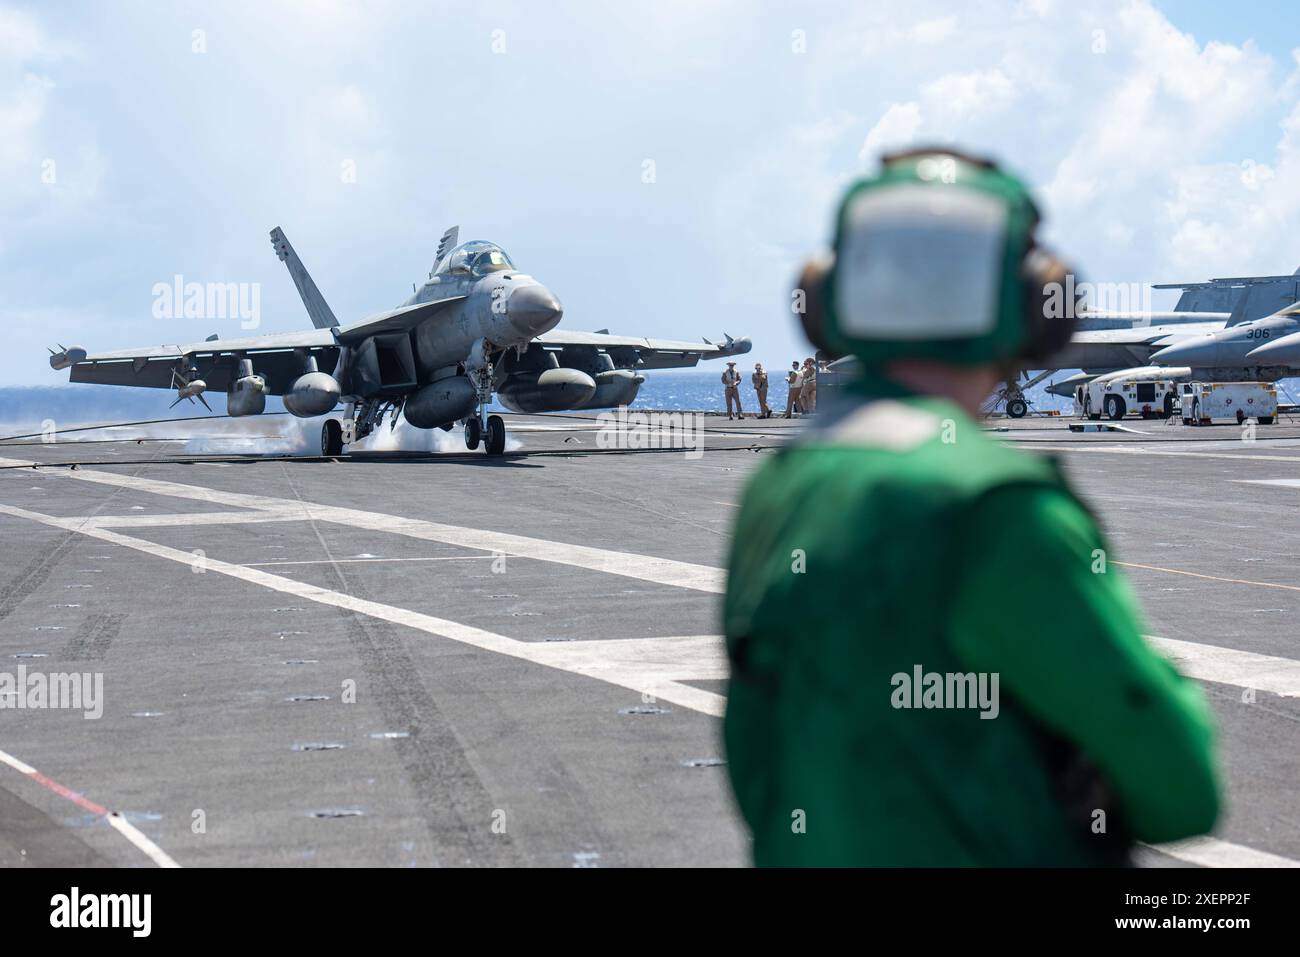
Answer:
[
  {"xmin": 801, "ymin": 364, "xmax": 817, "ymax": 413},
  {"xmin": 784, "ymin": 369, "xmax": 802, "ymax": 417},
  {"xmin": 752, "ymin": 370, "xmax": 770, "ymax": 418},
  {"xmin": 722, "ymin": 367, "xmax": 743, "ymax": 418}
]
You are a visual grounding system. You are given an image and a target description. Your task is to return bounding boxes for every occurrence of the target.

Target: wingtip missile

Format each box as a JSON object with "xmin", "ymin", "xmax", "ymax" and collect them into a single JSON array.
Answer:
[
  {"xmin": 49, "ymin": 345, "xmax": 87, "ymax": 370},
  {"xmin": 717, "ymin": 334, "xmax": 752, "ymax": 356}
]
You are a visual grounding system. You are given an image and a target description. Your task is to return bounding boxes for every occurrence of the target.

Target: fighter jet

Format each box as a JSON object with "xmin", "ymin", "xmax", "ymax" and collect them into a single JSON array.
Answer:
[
  {"xmin": 49, "ymin": 226, "xmax": 752, "ymax": 455},
  {"xmin": 1025, "ymin": 269, "xmax": 1300, "ymax": 402},
  {"xmin": 1147, "ymin": 300, "xmax": 1300, "ymax": 375}
]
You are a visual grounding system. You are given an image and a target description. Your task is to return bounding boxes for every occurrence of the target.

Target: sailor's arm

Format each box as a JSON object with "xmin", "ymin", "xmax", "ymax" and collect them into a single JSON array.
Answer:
[{"xmin": 946, "ymin": 483, "xmax": 1221, "ymax": 843}]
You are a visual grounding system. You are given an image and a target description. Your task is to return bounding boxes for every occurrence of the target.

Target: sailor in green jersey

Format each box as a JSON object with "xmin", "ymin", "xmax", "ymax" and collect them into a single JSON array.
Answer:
[{"xmin": 722, "ymin": 149, "xmax": 1221, "ymax": 867}]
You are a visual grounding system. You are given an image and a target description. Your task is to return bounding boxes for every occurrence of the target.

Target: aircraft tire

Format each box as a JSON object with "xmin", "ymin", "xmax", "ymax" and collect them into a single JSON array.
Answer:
[
  {"xmin": 464, "ymin": 417, "xmax": 482, "ymax": 450},
  {"xmin": 485, "ymin": 415, "xmax": 506, "ymax": 456},
  {"xmin": 321, "ymin": 419, "xmax": 343, "ymax": 456},
  {"xmin": 1006, "ymin": 398, "xmax": 1028, "ymax": 418}
]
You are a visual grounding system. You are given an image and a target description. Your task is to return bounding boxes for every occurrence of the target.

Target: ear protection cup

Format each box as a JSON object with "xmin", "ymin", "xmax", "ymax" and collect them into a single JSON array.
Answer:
[
  {"xmin": 1019, "ymin": 246, "xmax": 1080, "ymax": 364},
  {"xmin": 794, "ymin": 253, "xmax": 838, "ymax": 357}
]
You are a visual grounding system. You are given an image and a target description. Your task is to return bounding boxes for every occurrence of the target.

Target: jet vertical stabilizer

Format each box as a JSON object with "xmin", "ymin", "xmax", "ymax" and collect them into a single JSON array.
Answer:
[{"xmin": 269, "ymin": 226, "xmax": 340, "ymax": 330}]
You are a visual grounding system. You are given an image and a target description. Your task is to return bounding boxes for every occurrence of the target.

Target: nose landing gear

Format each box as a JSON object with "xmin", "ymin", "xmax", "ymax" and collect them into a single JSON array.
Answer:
[
  {"xmin": 466, "ymin": 345, "xmax": 508, "ymax": 456},
  {"xmin": 463, "ymin": 411, "xmax": 506, "ymax": 455}
]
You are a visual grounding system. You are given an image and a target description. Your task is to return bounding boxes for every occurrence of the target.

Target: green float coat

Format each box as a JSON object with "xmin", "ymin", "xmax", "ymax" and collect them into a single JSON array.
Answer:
[{"xmin": 723, "ymin": 380, "xmax": 1221, "ymax": 866}]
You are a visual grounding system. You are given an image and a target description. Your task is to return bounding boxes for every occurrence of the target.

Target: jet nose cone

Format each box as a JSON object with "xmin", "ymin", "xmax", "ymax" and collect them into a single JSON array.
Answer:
[{"xmin": 509, "ymin": 285, "xmax": 564, "ymax": 335}]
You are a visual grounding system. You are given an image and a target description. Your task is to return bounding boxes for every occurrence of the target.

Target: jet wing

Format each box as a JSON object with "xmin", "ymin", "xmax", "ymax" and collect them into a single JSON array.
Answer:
[
  {"xmin": 63, "ymin": 329, "xmax": 340, "ymax": 396},
  {"xmin": 532, "ymin": 329, "xmax": 752, "ymax": 369},
  {"xmin": 1075, "ymin": 310, "xmax": 1231, "ymax": 330},
  {"xmin": 1048, "ymin": 321, "xmax": 1226, "ymax": 370}
]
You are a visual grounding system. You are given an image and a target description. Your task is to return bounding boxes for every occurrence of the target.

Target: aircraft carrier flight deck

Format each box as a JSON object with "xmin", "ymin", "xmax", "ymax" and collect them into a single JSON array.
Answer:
[{"xmin": 1, "ymin": 411, "xmax": 1297, "ymax": 868}]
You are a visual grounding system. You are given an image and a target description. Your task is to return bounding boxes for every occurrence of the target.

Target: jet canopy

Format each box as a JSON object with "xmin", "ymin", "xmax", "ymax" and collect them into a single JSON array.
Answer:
[{"xmin": 437, "ymin": 241, "xmax": 515, "ymax": 277}]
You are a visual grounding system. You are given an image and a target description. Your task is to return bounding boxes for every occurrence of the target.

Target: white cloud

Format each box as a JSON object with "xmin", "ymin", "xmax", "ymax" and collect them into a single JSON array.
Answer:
[
  {"xmin": 0, "ymin": 7, "xmax": 52, "ymax": 61},
  {"xmin": 780, "ymin": 0, "xmax": 1298, "ymax": 297},
  {"xmin": 911, "ymin": 16, "xmax": 958, "ymax": 45},
  {"xmin": 1157, "ymin": 99, "xmax": 1300, "ymax": 276},
  {"xmin": 923, "ymin": 67, "xmax": 1018, "ymax": 122},
  {"xmin": 1043, "ymin": 4, "xmax": 1273, "ymax": 212},
  {"xmin": 0, "ymin": 7, "xmax": 59, "ymax": 212},
  {"xmin": 859, "ymin": 102, "xmax": 923, "ymax": 160}
]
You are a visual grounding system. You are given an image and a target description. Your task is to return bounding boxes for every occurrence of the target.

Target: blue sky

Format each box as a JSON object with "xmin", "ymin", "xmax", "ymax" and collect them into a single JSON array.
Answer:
[{"xmin": 3, "ymin": 0, "xmax": 1300, "ymax": 385}]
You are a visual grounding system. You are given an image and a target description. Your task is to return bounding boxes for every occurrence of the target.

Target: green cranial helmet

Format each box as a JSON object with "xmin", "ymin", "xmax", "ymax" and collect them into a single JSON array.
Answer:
[{"xmin": 821, "ymin": 148, "xmax": 1059, "ymax": 367}]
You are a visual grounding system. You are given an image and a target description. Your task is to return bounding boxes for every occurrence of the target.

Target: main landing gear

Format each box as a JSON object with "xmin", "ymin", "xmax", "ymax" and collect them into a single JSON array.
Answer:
[{"xmin": 321, "ymin": 419, "xmax": 343, "ymax": 456}]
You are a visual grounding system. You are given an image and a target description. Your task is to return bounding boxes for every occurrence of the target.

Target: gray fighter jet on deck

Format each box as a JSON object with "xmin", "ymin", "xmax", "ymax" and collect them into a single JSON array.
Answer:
[
  {"xmin": 1023, "ymin": 269, "xmax": 1300, "ymax": 403},
  {"xmin": 49, "ymin": 226, "xmax": 751, "ymax": 455}
]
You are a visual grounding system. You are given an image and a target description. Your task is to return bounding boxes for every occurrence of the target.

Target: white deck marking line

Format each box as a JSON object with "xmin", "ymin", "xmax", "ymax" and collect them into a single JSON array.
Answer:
[
  {"xmin": 107, "ymin": 813, "xmax": 182, "ymax": 868},
  {"xmin": 0, "ymin": 745, "xmax": 180, "ymax": 868},
  {"xmin": 1145, "ymin": 636, "xmax": 1300, "ymax": 697},
  {"xmin": 1021, "ymin": 444, "xmax": 1300, "ymax": 463},
  {"xmin": 243, "ymin": 555, "xmax": 489, "ymax": 567},
  {"xmin": 1237, "ymin": 478, "xmax": 1300, "ymax": 488},
  {"xmin": 1147, "ymin": 836, "xmax": 1299, "ymax": 868},
  {"xmin": 0, "ymin": 457, "xmax": 725, "ymax": 593},
  {"xmin": 0, "ymin": 502, "xmax": 726, "ymax": 716},
  {"xmin": 0, "ymin": 748, "xmax": 36, "ymax": 775},
  {"xmin": 79, "ymin": 510, "xmax": 304, "ymax": 528},
  {"xmin": 540, "ymin": 635, "xmax": 728, "ymax": 716}
]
